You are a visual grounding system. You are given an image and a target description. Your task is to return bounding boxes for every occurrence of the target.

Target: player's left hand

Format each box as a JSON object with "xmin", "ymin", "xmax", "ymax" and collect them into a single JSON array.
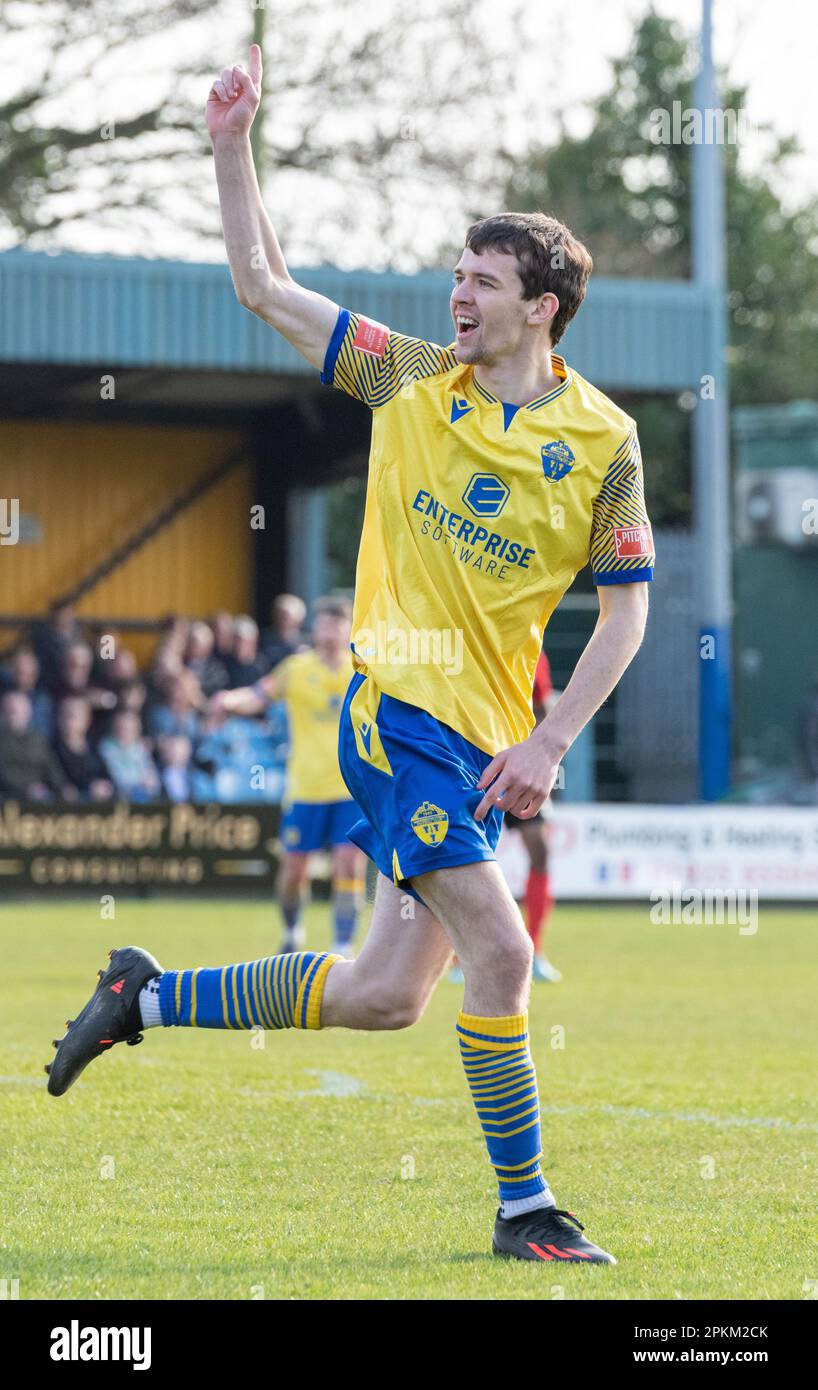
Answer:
[{"xmin": 473, "ymin": 739, "xmax": 561, "ymax": 821}]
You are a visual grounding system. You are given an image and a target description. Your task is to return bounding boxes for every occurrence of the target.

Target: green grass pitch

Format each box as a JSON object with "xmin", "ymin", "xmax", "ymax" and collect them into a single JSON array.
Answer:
[{"xmin": 1, "ymin": 897, "xmax": 815, "ymax": 1300}]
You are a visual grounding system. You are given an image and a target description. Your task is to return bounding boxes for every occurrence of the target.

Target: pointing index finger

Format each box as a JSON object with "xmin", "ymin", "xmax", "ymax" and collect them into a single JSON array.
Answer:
[
  {"xmin": 249, "ymin": 43, "xmax": 263, "ymax": 85},
  {"xmin": 476, "ymin": 755, "xmax": 500, "ymax": 790}
]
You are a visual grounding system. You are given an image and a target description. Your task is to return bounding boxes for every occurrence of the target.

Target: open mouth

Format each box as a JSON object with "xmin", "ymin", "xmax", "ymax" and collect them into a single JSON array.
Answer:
[{"xmin": 455, "ymin": 314, "xmax": 479, "ymax": 343}]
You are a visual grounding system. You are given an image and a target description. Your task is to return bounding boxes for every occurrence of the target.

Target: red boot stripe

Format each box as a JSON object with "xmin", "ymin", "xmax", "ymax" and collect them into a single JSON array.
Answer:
[
  {"xmin": 527, "ymin": 1242, "xmax": 554, "ymax": 1260},
  {"xmin": 545, "ymin": 1244, "xmax": 572, "ymax": 1258},
  {"xmin": 564, "ymin": 1246, "xmax": 592, "ymax": 1259},
  {"xmin": 110, "ymin": 980, "xmax": 125, "ymax": 994}
]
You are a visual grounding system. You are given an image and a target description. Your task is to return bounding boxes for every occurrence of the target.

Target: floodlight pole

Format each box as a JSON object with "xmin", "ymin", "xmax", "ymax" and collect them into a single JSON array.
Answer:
[{"xmin": 692, "ymin": 0, "xmax": 732, "ymax": 800}]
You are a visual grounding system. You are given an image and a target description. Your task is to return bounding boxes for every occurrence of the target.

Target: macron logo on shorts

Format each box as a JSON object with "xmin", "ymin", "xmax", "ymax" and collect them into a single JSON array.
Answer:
[
  {"xmin": 352, "ymin": 318, "xmax": 389, "ymax": 358},
  {"xmin": 612, "ymin": 524, "xmax": 652, "ymax": 559}
]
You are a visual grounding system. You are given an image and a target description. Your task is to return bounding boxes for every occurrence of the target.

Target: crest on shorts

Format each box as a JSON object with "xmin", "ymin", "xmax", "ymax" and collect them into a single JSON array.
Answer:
[{"xmin": 410, "ymin": 801, "xmax": 449, "ymax": 846}]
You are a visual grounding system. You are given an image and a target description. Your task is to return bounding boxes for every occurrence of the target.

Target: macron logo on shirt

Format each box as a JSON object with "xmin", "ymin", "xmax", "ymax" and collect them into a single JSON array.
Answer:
[{"xmin": 450, "ymin": 396, "xmax": 475, "ymax": 424}]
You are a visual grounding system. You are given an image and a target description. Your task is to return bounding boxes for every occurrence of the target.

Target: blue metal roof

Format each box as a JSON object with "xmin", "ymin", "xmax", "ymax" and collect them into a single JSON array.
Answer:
[{"xmin": 0, "ymin": 248, "xmax": 714, "ymax": 391}]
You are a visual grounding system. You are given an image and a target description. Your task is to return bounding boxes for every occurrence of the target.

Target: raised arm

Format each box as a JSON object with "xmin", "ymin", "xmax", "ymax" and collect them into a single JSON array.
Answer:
[{"xmin": 206, "ymin": 44, "xmax": 339, "ymax": 371}]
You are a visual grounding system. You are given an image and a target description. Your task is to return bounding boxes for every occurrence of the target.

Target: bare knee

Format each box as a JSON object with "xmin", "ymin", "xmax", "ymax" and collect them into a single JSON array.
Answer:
[
  {"xmin": 466, "ymin": 930, "xmax": 532, "ymax": 997},
  {"xmin": 355, "ymin": 978, "xmax": 426, "ymax": 1030}
]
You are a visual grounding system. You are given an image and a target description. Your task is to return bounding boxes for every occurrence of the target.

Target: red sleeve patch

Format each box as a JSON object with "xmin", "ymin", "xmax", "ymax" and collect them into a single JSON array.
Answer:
[
  {"xmin": 612, "ymin": 524, "xmax": 653, "ymax": 559},
  {"xmin": 352, "ymin": 317, "xmax": 389, "ymax": 358}
]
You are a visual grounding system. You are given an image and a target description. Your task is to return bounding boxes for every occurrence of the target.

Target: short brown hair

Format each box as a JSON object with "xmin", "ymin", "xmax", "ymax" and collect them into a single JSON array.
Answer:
[
  {"xmin": 464, "ymin": 212, "xmax": 593, "ymax": 346},
  {"xmin": 314, "ymin": 595, "xmax": 353, "ymax": 622}
]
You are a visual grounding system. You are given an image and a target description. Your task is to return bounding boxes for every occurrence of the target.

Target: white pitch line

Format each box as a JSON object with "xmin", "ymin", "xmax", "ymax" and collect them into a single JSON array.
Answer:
[
  {"xmin": 295, "ymin": 1070, "xmax": 365, "ymax": 1098},
  {"xmin": 540, "ymin": 1102, "xmax": 818, "ymax": 1133},
  {"xmin": 287, "ymin": 1079, "xmax": 815, "ymax": 1132},
  {"xmin": 292, "ymin": 1084, "xmax": 816, "ymax": 1132}
]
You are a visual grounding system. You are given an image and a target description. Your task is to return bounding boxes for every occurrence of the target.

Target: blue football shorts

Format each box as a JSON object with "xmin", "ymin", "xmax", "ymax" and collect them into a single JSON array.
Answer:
[
  {"xmin": 280, "ymin": 798, "xmax": 361, "ymax": 853},
  {"xmin": 338, "ymin": 670, "xmax": 504, "ymax": 904}
]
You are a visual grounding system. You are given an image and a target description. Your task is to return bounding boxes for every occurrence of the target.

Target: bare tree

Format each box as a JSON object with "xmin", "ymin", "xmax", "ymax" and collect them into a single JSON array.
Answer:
[{"xmin": 1, "ymin": 0, "xmax": 519, "ymax": 265}]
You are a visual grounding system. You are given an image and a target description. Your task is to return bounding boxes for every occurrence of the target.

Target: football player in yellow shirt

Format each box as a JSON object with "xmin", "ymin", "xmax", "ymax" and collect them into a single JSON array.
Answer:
[
  {"xmin": 214, "ymin": 596, "xmax": 365, "ymax": 958},
  {"xmin": 48, "ymin": 46, "xmax": 653, "ymax": 1268}
]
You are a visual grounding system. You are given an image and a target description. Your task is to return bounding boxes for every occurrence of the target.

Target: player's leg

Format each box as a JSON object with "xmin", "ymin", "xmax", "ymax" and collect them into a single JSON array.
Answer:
[
  {"xmin": 44, "ymin": 871, "xmax": 452, "ymax": 1097},
  {"xmin": 412, "ymin": 860, "xmax": 545, "ymax": 1213},
  {"xmin": 150, "ymin": 867, "xmax": 450, "ymax": 1034},
  {"xmin": 519, "ymin": 817, "xmax": 560, "ymax": 982},
  {"xmin": 320, "ymin": 870, "xmax": 453, "ymax": 1028},
  {"xmin": 412, "ymin": 858, "xmax": 613, "ymax": 1264},
  {"xmin": 277, "ymin": 848, "xmax": 310, "ymax": 951}
]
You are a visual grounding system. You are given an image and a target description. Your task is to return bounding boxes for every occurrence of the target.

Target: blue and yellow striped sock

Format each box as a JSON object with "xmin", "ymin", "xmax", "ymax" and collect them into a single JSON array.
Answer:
[
  {"xmin": 158, "ymin": 952, "xmax": 340, "ymax": 1031},
  {"xmin": 457, "ymin": 1010, "xmax": 553, "ymax": 1212}
]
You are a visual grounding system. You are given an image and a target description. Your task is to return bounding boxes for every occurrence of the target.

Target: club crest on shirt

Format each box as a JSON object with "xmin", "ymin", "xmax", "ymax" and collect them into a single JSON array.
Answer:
[
  {"xmin": 541, "ymin": 439, "xmax": 575, "ymax": 482},
  {"xmin": 410, "ymin": 801, "xmax": 449, "ymax": 846}
]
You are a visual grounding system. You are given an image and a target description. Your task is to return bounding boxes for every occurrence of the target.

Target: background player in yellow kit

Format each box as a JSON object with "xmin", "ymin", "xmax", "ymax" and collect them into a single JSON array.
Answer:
[
  {"xmin": 48, "ymin": 46, "xmax": 654, "ymax": 1267},
  {"xmin": 214, "ymin": 596, "xmax": 365, "ymax": 957}
]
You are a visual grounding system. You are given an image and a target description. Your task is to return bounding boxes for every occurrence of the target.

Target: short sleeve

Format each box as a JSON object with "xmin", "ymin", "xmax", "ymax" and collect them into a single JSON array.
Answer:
[
  {"xmin": 320, "ymin": 307, "xmax": 456, "ymax": 408},
  {"xmin": 589, "ymin": 428, "xmax": 655, "ymax": 585}
]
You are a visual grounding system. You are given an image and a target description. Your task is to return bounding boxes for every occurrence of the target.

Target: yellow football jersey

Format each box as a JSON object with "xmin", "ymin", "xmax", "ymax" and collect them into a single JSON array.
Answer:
[
  {"xmin": 321, "ymin": 309, "xmax": 654, "ymax": 755},
  {"xmin": 275, "ymin": 649, "xmax": 354, "ymax": 804}
]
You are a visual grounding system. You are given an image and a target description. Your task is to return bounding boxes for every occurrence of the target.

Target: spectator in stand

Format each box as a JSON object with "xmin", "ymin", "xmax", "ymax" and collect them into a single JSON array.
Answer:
[
  {"xmin": 184, "ymin": 621, "xmax": 228, "ymax": 697},
  {"xmin": 99, "ymin": 710, "xmax": 161, "ymax": 802},
  {"xmin": 146, "ymin": 669, "xmax": 203, "ymax": 742},
  {"xmin": 118, "ymin": 679, "xmax": 149, "ymax": 718},
  {"xmin": 157, "ymin": 615, "xmax": 190, "ymax": 662},
  {"xmin": 52, "ymin": 696, "xmax": 114, "ymax": 802},
  {"xmin": 48, "ymin": 641, "xmax": 117, "ymax": 721},
  {"xmin": 0, "ymin": 647, "xmax": 55, "ymax": 739},
  {"xmin": 261, "ymin": 593, "xmax": 307, "ymax": 670},
  {"xmin": 211, "ymin": 610, "xmax": 236, "ymax": 668},
  {"xmin": 225, "ymin": 615, "xmax": 269, "ymax": 687},
  {"xmin": 146, "ymin": 644, "xmax": 184, "ymax": 710},
  {"xmin": 157, "ymin": 734, "xmax": 194, "ymax": 802},
  {"xmin": 146, "ymin": 617, "xmax": 190, "ymax": 698},
  {"xmin": 30, "ymin": 601, "xmax": 84, "ymax": 690},
  {"xmin": 0, "ymin": 690, "xmax": 69, "ymax": 800},
  {"xmin": 96, "ymin": 647, "xmax": 140, "ymax": 701}
]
